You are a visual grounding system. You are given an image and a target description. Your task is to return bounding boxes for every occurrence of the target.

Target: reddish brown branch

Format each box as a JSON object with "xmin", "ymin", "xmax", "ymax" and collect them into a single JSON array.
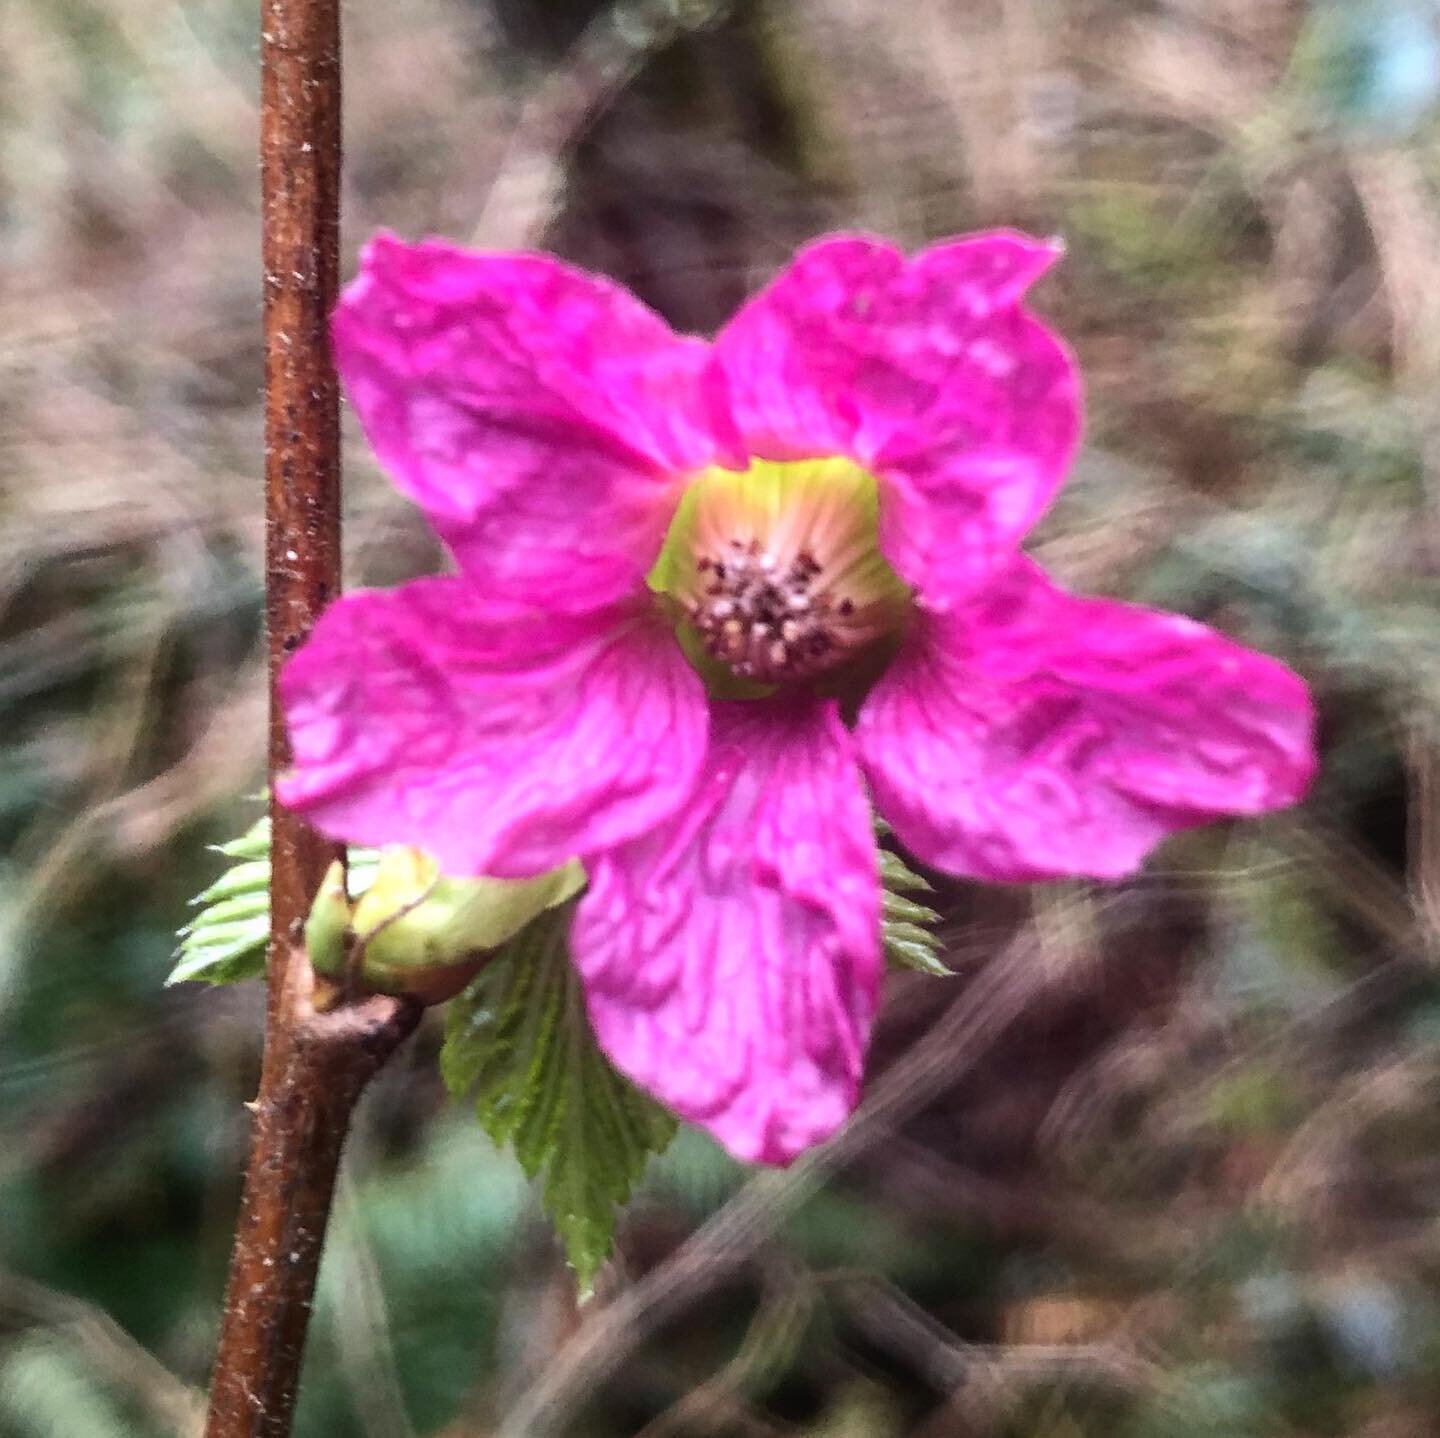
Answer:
[
  {"xmin": 204, "ymin": 2, "xmax": 420, "ymax": 1434},
  {"xmin": 205, "ymin": 963, "xmax": 420, "ymax": 1438},
  {"xmin": 259, "ymin": 0, "xmax": 343, "ymax": 927}
]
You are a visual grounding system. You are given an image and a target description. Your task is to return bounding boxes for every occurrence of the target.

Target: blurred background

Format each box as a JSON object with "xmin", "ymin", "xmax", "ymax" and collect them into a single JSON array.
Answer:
[{"xmin": 4, "ymin": 0, "xmax": 1440, "ymax": 1433}]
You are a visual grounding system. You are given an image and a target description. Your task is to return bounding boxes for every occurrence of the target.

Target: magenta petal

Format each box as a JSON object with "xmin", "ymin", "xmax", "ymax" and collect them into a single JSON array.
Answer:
[
  {"xmin": 276, "ymin": 578, "xmax": 708, "ymax": 877},
  {"xmin": 333, "ymin": 233, "xmax": 738, "ymax": 613},
  {"xmin": 572, "ymin": 699, "xmax": 882, "ymax": 1166},
  {"xmin": 856, "ymin": 559, "xmax": 1317, "ymax": 882},
  {"xmin": 710, "ymin": 231, "xmax": 1080, "ymax": 602}
]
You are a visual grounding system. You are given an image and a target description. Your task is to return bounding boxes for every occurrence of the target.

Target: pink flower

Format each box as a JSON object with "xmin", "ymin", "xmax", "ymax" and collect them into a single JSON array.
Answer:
[{"xmin": 278, "ymin": 231, "xmax": 1315, "ymax": 1165}]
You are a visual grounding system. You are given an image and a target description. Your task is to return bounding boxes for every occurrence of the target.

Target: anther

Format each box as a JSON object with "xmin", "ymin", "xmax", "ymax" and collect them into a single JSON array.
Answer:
[{"xmin": 687, "ymin": 535, "xmax": 875, "ymax": 684}]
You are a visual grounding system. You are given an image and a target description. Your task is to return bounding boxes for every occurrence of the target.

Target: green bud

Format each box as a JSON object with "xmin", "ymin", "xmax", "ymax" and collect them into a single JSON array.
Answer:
[
  {"xmin": 304, "ymin": 860, "xmax": 353, "ymax": 979},
  {"xmin": 309, "ymin": 847, "xmax": 585, "ymax": 1003}
]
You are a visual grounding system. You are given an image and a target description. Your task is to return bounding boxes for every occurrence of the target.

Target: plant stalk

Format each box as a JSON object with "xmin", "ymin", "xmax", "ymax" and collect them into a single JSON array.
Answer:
[
  {"xmin": 204, "ymin": 962, "xmax": 419, "ymax": 1437},
  {"xmin": 204, "ymin": 3, "xmax": 419, "ymax": 1433}
]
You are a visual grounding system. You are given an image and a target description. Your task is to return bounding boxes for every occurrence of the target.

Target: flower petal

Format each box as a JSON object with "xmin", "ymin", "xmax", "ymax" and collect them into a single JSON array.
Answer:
[
  {"xmin": 276, "ymin": 578, "xmax": 708, "ymax": 878},
  {"xmin": 333, "ymin": 233, "xmax": 738, "ymax": 613},
  {"xmin": 572, "ymin": 699, "xmax": 882, "ymax": 1166},
  {"xmin": 856, "ymin": 559, "xmax": 1316, "ymax": 882},
  {"xmin": 711, "ymin": 231, "xmax": 1080, "ymax": 603}
]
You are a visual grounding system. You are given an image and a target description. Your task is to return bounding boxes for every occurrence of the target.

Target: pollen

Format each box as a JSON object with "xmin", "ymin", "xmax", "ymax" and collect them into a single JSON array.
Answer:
[
  {"xmin": 649, "ymin": 456, "xmax": 912, "ymax": 691},
  {"xmin": 689, "ymin": 541, "xmax": 873, "ymax": 681}
]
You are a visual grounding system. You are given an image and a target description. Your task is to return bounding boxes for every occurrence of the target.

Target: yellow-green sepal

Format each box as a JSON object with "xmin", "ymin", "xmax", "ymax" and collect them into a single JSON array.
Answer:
[
  {"xmin": 310, "ymin": 847, "xmax": 585, "ymax": 1003},
  {"xmin": 304, "ymin": 860, "xmax": 353, "ymax": 977}
]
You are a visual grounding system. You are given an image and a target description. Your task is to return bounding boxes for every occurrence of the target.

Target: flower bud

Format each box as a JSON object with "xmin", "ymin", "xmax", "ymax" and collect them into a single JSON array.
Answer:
[
  {"xmin": 304, "ymin": 860, "xmax": 352, "ymax": 977},
  {"xmin": 307, "ymin": 847, "xmax": 584, "ymax": 1003}
]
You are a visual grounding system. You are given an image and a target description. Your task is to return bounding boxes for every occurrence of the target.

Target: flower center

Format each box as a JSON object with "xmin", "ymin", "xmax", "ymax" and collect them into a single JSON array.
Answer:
[
  {"xmin": 689, "ymin": 539, "xmax": 856, "ymax": 682},
  {"xmin": 650, "ymin": 458, "xmax": 910, "ymax": 695}
]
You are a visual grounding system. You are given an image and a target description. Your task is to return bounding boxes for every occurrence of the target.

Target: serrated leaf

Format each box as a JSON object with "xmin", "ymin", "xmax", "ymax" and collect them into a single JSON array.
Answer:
[
  {"xmin": 882, "ymin": 918, "xmax": 940, "ymax": 947},
  {"xmin": 440, "ymin": 906, "xmax": 676, "ymax": 1296},
  {"xmin": 213, "ymin": 815, "xmax": 272, "ymax": 860},
  {"xmin": 884, "ymin": 933, "xmax": 952, "ymax": 977},
  {"xmin": 166, "ymin": 931, "xmax": 268, "ymax": 987},
  {"xmin": 189, "ymin": 858, "xmax": 271, "ymax": 907},
  {"xmin": 877, "ymin": 827, "xmax": 947, "ymax": 975},
  {"xmin": 179, "ymin": 892, "xmax": 271, "ymax": 933},
  {"xmin": 878, "ymin": 846, "xmax": 934, "ymax": 895},
  {"xmin": 171, "ymin": 809, "xmax": 379, "ymax": 987},
  {"xmin": 882, "ymin": 889, "xmax": 941, "ymax": 928}
]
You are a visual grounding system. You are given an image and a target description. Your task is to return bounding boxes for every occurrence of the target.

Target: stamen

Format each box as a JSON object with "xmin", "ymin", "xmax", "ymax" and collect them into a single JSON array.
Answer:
[
  {"xmin": 648, "ymin": 457, "xmax": 911, "ymax": 690},
  {"xmin": 685, "ymin": 534, "xmax": 892, "ymax": 684}
]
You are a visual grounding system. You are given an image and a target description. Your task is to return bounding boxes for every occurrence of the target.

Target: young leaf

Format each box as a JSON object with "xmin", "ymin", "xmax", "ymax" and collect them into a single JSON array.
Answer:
[
  {"xmin": 214, "ymin": 815, "xmax": 274, "ymax": 861},
  {"xmin": 167, "ymin": 916, "xmax": 269, "ymax": 987},
  {"xmin": 440, "ymin": 906, "xmax": 676, "ymax": 1296},
  {"xmin": 170, "ymin": 813, "xmax": 379, "ymax": 986},
  {"xmin": 877, "ymin": 829, "xmax": 949, "ymax": 976},
  {"xmin": 883, "ymin": 928, "xmax": 951, "ymax": 978},
  {"xmin": 877, "ymin": 843, "xmax": 934, "ymax": 895}
]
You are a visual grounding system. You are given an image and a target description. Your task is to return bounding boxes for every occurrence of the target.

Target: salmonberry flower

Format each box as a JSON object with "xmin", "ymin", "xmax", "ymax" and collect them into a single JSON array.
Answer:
[{"xmin": 279, "ymin": 231, "xmax": 1315, "ymax": 1164}]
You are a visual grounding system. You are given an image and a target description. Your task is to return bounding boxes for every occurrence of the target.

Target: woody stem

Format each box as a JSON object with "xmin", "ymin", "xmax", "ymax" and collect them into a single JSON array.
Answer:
[{"xmin": 202, "ymin": 3, "xmax": 420, "ymax": 1435}]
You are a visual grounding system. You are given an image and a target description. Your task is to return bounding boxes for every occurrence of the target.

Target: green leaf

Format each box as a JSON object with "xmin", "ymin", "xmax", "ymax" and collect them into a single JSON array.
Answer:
[
  {"xmin": 166, "ymin": 922, "xmax": 268, "ymax": 987},
  {"xmin": 877, "ymin": 843, "xmax": 934, "ymax": 895},
  {"xmin": 190, "ymin": 857, "xmax": 270, "ymax": 906},
  {"xmin": 170, "ymin": 812, "xmax": 379, "ymax": 987},
  {"xmin": 213, "ymin": 814, "xmax": 273, "ymax": 860},
  {"xmin": 172, "ymin": 817, "xmax": 272, "ymax": 984},
  {"xmin": 883, "ymin": 932, "xmax": 951, "ymax": 978},
  {"xmin": 877, "ymin": 830, "xmax": 948, "ymax": 976},
  {"xmin": 440, "ymin": 907, "xmax": 677, "ymax": 1296},
  {"xmin": 881, "ymin": 889, "xmax": 940, "ymax": 927}
]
